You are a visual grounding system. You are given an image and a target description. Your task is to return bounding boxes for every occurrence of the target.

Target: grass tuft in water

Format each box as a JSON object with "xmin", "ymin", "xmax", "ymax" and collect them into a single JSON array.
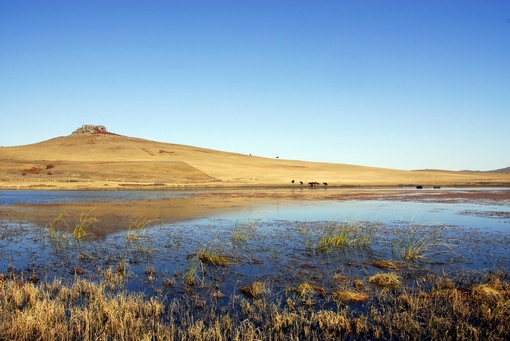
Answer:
[
  {"xmin": 315, "ymin": 220, "xmax": 378, "ymax": 252},
  {"xmin": 391, "ymin": 220, "xmax": 453, "ymax": 262},
  {"xmin": 231, "ymin": 215, "xmax": 261, "ymax": 244},
  {"xmin": 333, "ymin": 290, "xmax": 371, "ymax": 303},
  {"xmin": 183, "ymin": 256, "xmax": 203, "ymax": 287},
  {"xmin": 197, "ymin": 239, "xmax": 232, "ymax": 266},
  {"xmin": 48, "ymin": 212, "xmax": 68, "ymax": 238},
  {"xmin": 72, "ymin": 209, "xmax": 98, "ymax": 241},
  {"xmin": 368, "ymin": 273, "xmax": 402, "ymax": 287},
  {"xmin": 239, "ymin": 281, "xmax": 267, "ymax": 299},
  {"xmin": 369, "ymin": 259, "xmax": 404, "ymax": 270},
  {"xmin": 126, "ymin": 216, "xmax": 160, "ymax": 240}
]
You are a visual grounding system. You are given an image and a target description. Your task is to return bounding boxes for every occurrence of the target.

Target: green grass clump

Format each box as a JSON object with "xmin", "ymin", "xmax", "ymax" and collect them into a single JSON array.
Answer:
[
  {"xmin": 72, "ymin": 209, "xmax": 98, "ymax": 241},
  {"xmin": 183, "ymin": 256, "xmax": 202, "ymax": 287},
  {"xmin": 316, "ymin": 220, "xmax": 378, "ymax": 251},
  {"xmin": 392, "ymin": 220, "xmax": 453, "ymax": 262},
  {"xmin": 198, "ymin": 249, "xmax": 231, "ymax": 266},
  {"xmin": 196, "ymin": 239, "xmax": 232, "ymax": 267},
  {"xmin": 126, "ymin": 216, "xmax": 160, "ymax": 240},
  {"xmin": 231, "ymin": 215, "xmax": 261, "ymax": 243},
  {"xmin": 48, "ymin": 212, "xmax": 68, "ymax": 238}
]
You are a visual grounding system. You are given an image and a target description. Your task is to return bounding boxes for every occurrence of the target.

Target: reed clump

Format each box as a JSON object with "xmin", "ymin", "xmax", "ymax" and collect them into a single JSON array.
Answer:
[
  {"xmin": 48, "ymin": 212, "xmax": 68, "ymax": 238},
  {"xmin": 231, "ymin": 216, "xmax": 260, "ymax": 243},
  {"xmin": 470, "ymin": 283, "xmax": 505, "ymax": 302},
  {"xmin": 72, "ymin": 209, "xmax": 98, "ymax": 241},
  {"xmin": 333, "ymin": 290, "xmax": 371, "ymax": 303},
  {"xmin": 183, "ymin": 256, "xmax": 202, "ymax": 287},
  {"xmin": 368, "ymin": 259, "xmax": 403, "ymax": 270},
  {"xmin": 368, "ymin": 273, "xmax": 402, "ymax": 287},
  {"xmin": 126, "ymin": 216, "xmax": 160, "ymax": 240},
  {"xmin": 197, "ymin": 248, "xmax": 231, "ymax": 266},
  {"xmin": 239, "ymin": 281, "xmax": 267, "ymax": 299},
  {"xmin": 302, "ymin": 220, "xmax": 378, "ymax": 252},
  {"xmin": 391, "ymin": 220, "xmax": 453, "ymax": 262}
]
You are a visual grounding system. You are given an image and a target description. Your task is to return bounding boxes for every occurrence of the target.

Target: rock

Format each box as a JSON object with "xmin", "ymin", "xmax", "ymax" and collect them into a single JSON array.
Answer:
[{"xmin": 72, "ymin": 125, "xmax": 108, "ymax": 135}]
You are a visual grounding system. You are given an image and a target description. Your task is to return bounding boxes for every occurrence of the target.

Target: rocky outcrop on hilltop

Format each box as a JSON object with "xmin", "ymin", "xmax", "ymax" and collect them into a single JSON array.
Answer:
[{"xmin": 71, "ymin": 125, "xmax": 119, "ymax": 135}]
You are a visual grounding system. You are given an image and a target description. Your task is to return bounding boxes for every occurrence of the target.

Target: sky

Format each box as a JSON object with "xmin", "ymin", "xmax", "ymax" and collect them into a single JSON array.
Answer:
[{"xmin": 1, "ymin": 1, "xmax": 509, "ymax": 171}]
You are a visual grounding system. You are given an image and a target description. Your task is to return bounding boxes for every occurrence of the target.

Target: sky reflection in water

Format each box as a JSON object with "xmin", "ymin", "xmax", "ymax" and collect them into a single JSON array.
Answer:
[
  {"xmin": 221, "ymin": 199, "xmax": 510, "ymax": 233},
  {"xmin": 0, "ymin": 189, "xmax": 509, "ymax": 301}
]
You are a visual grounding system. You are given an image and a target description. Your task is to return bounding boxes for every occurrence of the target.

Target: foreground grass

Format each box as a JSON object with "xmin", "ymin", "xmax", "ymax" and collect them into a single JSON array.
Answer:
[{"xmin": 1, "ymin": 271, "xmax": 509, "ymax": 340}]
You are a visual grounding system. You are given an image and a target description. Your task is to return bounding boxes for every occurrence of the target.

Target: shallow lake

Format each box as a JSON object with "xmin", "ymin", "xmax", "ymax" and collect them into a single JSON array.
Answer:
[{"xmin": 1, "ymin": 188, "xmax": 509, "ymax": 307}]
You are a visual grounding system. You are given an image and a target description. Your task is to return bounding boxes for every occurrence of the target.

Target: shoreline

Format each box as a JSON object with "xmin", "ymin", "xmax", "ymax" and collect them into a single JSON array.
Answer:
[{"xmin": 1, "ymin": 180, "xmax": 510, "ymax": 191}]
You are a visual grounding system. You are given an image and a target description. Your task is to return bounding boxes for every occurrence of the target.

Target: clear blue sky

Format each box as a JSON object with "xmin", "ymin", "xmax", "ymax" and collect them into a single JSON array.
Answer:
[{"xmin": 1, "ymin": 1, "xmax": 509, "ymax": 171}]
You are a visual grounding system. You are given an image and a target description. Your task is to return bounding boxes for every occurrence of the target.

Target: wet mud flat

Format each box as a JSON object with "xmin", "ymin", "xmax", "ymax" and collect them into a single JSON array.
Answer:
[{"xmin": 1, "ymin": 188, "xmax": 510, "ymax": 339}]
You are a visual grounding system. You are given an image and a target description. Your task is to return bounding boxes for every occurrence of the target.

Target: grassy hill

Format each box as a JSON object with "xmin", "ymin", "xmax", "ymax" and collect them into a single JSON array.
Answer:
[{"xmin": 1, "ymin": 130, "xmax": 508, "ymax": 189}]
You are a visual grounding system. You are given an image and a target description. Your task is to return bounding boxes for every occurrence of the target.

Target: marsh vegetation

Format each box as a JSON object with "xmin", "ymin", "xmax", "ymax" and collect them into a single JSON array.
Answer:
[{"xmin": 1, "ymin": 190, "xmax": 509, "ymax": 339}]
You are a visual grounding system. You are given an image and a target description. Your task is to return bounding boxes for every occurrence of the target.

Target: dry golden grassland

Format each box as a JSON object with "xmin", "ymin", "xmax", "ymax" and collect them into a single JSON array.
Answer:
[
  {"xmin": 1, "ymin": 270, "xmax": 509, "ymax": 340},
  {"xmin": 1, "ymin": 133, "xmax": 508, "ymax": 190}
]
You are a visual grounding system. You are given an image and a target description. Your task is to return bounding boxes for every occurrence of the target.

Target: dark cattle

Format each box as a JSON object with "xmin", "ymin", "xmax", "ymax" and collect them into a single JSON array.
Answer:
[
  {"xmin": 291, "ymin": 180, "xmax": 295, "ymax": 183},
  {"xmin": 300, "ymin": 181, "xmax": 303, "ymax": 185},
  {"xmin": 308, "ymin": 182, "xmax": 320, "ymax": 187},
  {"xmin": 434, "ymin": 186, "xmax": 441, "ymax": 189},
  {"xmin": 323, "ymin": 182, "xmax": 328, "ymax": 186},
  {"xmin": 416, "ymin": 186, "xmax": 423, "ymax": 189}
]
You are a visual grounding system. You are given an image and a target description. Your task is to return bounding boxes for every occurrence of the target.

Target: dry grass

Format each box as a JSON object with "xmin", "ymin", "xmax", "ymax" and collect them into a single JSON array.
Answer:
[
  {"xmin": 470, "ymin": 284, "xmax": 504, "ymax": 301},
  {"xmin": 239, "ymin": 281, "xmax": 267, "ymax": 299},
  {"xmin": 2, "ymin": 132, "xmax": 509, "ymax": 189},
  {"xmin": 197, "ymin": 249, "xmax": 231, "ymax": 266},
  {"xmin": 368, "ymin": 259, "xmax": 403, "ymax": 270},
  {"xmin": 287, "ymin": 282, "xmax": 326, "ymax": 306},
  {"xmin": 368, "ymin": 273, "xmax": 402, "ymax": 287},
  {"xmin": 333, "ymin": 290, "xmax": 371, "ymax": 303},
  {"xmin": 1, "ymin": 272, "xmax": 510, "ymax": 340}
]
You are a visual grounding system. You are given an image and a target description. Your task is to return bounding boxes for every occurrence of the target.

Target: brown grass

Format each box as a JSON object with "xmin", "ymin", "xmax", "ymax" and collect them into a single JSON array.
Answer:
[
  {"xmin": 1, "ymin": 273, "xmax": 509, "ymax": 340},
  {"xmin": 368, "ymin": 273, "xmax": 402, "ymax": 287},
  {"xmin": 333, "ymin": 290, "xmax": 371, "ymax": 303},
  {"xmin": 1, "ymin": 133, "xmax": 508, "ymax": 189},
  {"xmin": 368, "ymin": 259, "xmax": 404, "ymax": 270},
  {"xmin": 239, "ymin": 281, "xmax": 267, "ymax": 299}
]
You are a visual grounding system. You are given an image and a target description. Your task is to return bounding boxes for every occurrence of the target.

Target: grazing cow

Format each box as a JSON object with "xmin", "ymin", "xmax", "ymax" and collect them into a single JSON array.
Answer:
[
  {"xmin": 300, "ymin": 181, "xmax": 303, "ymax": 185},
  {"xmin": 308, "ymin": 182, "xmax": 320, "ymax": 187},
  {"xmin": 291, "ymin": 180, "xmax": 295, "ymax": 183},
  {"xmin": 416, "ymin": 186, "xmax": 423, "ymax": 189},
  {"xmin": 323, "ymin": 182, "xmax": 328, "ymax": 186},
  {"xmin": 433, "ymin": 186, "xmax": 441, "ymax": 189}
]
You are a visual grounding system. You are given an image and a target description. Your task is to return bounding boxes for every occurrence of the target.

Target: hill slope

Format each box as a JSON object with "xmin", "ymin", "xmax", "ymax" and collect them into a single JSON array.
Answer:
[{"xmin": 1, "ymin": 130, "xmax": 509, "ymax": 189}]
